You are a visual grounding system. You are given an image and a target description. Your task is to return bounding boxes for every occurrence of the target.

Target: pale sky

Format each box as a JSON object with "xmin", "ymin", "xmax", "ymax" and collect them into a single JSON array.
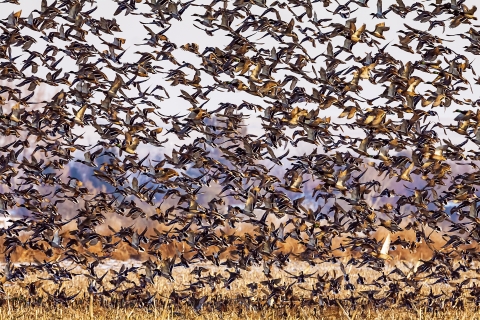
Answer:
[{"xmin": 2, "ymin": 0, "xmax": 479, "ymax": 158}]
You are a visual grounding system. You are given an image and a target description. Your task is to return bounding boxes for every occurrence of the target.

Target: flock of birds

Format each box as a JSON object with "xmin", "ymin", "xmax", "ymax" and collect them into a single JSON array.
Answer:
[{"xmin": 0, "ymin": 0, "xmax": 480, "ymax": 314}]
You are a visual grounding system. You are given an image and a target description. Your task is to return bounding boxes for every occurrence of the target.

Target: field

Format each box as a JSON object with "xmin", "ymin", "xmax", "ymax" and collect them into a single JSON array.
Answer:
[
  {"xmin": 1, "ymin": 302, "xmax": 476, "ymax": 320},
  {"xmin": 0, "ymin": 260, "xmax": 477, "ymax": 320}
]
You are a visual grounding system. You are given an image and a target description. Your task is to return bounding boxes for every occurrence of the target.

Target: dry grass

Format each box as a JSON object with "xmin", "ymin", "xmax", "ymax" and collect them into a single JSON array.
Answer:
[
  {"xmin": 0, "ymin": 261, "xmax": 478, "ymax": 320},
  {"xmin": 1, "ymin": 304, "xmax": 479, "ymax": 320}
]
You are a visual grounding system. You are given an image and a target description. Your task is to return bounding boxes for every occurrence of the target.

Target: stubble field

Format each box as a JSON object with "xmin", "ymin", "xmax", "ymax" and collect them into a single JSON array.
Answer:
[{"xmin": 0, "ymin": 260, "xmax": 478, "ymax": 320}]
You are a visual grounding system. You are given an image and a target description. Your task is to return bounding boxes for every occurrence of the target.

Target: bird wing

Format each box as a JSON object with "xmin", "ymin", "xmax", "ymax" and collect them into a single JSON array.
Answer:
[
  {"xmin": 132, "ymin": 177, "xmax": 138, "ymax": 191},
  {"xmin": 109, "ymin": 74, "xmax": 124, "ymax": 96},
  {"xmin": 291, "ymin": 170, "xmax": 303, "ymax": 189},
  {"xmin": 380, "ymin": 233, "xmax": 391, "ymax": 256},
  {"xmin": 377, "ymin": 0, "xmax": 383, "ymax": 13},
  {"xmin": 75, "ymin": 104, "xmax": 88, "ymax": 122}
]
